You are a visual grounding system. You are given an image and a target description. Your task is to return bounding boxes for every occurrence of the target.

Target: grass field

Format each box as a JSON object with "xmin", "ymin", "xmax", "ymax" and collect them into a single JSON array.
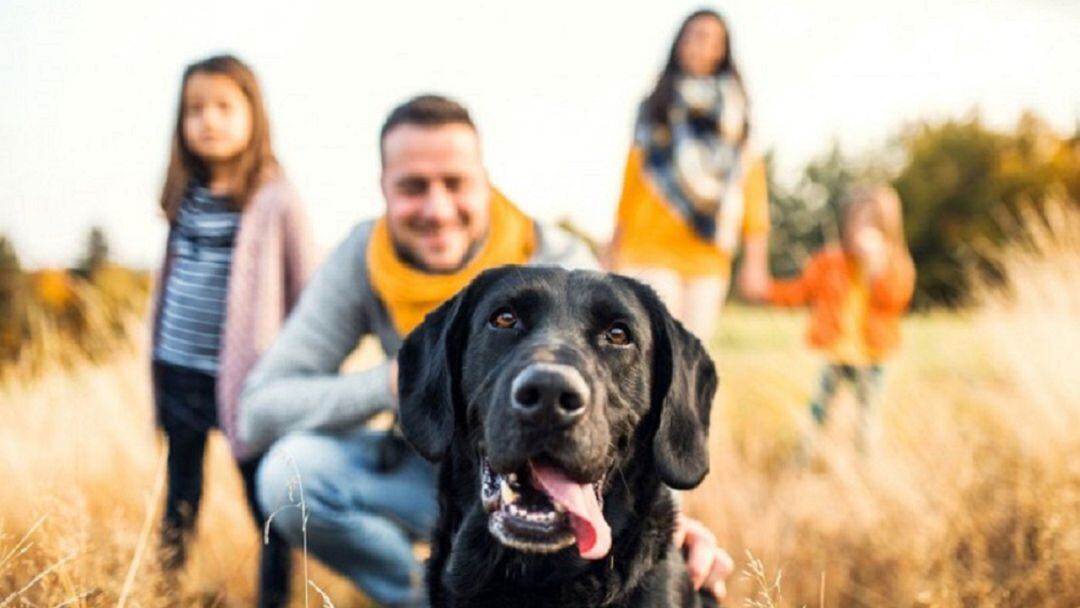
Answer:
[{"xmin": 1, "ymin": 206, "xmax": 1077, "ymax": 606}]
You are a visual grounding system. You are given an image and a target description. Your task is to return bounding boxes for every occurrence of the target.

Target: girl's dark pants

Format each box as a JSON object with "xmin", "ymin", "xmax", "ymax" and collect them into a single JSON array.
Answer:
[{"xmin": 155, "ymin": 362, "xmax": 291, "ymax": 607}]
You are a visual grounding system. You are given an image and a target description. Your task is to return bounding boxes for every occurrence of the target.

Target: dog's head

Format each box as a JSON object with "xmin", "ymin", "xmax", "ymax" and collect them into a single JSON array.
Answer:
[{"xmin": 397, "ymin": 266, "xmax": 716, "ymax": 561}]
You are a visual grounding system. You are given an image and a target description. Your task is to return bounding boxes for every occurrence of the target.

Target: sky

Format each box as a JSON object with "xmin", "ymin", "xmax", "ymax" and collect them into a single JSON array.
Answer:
[{"xmin": 1, "ymin": 0, "xmax": 1078, "ymax": 268}]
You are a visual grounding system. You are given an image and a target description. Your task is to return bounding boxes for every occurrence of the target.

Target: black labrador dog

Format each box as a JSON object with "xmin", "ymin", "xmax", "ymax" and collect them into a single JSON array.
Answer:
[{"xmin": 397, "ymin": 266, "xmax": 718, "ymax": 607}]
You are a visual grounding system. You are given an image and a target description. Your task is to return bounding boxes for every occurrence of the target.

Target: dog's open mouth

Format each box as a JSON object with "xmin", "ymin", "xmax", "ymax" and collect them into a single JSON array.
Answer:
[{"xmin": 480, "ymin": 457, "xmax": 612, "ymax": 560}]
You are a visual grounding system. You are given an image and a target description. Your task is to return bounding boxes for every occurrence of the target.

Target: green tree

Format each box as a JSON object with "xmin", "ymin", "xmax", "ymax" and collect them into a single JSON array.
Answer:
[
  {"xmin": 892, "ymin": 118, "xmax": 1003, "ymax": 305},
  {"xmin": 892, "ymin": 112, "xmax": 1078, "ymax": 306}
]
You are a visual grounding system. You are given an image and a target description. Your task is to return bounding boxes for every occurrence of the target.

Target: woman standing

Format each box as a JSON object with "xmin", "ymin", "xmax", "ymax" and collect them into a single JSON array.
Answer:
[{"xmin": 609, "ymin": 9, "xmax": 770, "ymax": 340}]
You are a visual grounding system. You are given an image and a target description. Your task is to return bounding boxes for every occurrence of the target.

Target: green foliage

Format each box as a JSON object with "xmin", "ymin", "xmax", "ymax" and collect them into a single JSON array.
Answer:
[
  {"xmin": 894, "ymin": 113, "xmax": 1078, "ymax": 305},
  {"xmin": 893, "ymin": 117, "xmax": 1003, "ymax": 305}
]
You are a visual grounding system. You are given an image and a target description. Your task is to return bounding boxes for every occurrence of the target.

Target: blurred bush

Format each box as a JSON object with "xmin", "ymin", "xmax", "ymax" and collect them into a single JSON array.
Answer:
[{"xmin": 0, "ymin": 227, "xmax": 150, "ymax": 374}]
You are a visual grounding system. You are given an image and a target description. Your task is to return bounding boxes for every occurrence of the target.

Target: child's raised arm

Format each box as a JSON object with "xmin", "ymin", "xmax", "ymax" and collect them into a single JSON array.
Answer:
[{"xmin": 869, "ymin": 251, "xmax": 916, "ymax": 314}]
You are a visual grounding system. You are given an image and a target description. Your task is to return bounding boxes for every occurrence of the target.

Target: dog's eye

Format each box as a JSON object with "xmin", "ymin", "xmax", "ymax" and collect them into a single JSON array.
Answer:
[
  {"xmin": 489, "ymin": 307, "xmax": 519, "ymax": 330},
  {"xmin": 604, "ymin": 322, "xmax": 632, "ymax": 346}
]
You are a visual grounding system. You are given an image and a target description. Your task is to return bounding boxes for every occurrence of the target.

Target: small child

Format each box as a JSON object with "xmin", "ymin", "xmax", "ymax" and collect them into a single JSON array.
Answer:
[
  {"xmin": 150, "ymin": 55, "xmax": 317, "ymax": 604},
  {"xmin": 765, "ymin": 184, "xmax": 915, "ymax": 450}
]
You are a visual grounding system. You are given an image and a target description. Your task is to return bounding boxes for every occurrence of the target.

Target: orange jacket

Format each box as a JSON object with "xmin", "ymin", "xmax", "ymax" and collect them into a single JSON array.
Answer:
[{"xmin": 767, "ymin": 247, "xmax": 915, "ymax": 361}]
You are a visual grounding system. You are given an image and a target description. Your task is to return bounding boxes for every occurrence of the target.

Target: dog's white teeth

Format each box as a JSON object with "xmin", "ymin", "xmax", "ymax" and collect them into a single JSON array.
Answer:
[
  {"xmin": 499, "ymin": 476, "xmax": 519, "ymax": 506},
  {"xmin": 506, "ymin": 472, "xmax": 523, "ymax": 491},
  {"xmin": 553, "ymin": 501, "xmax": 566, "ymax": 514},
  {"xmin": 504, "ymin": 503, "xmax": 560, "ymax": 523},
  {"xmin": 513, "ymin": 510, "xmax": 557, "ymax": 524}
]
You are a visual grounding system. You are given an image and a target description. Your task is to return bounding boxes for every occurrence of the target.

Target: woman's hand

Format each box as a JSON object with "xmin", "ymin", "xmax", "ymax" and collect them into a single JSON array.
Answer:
[
  {"xmin": 736, "ymin": 234, "xmax": 770, "ymax": 301},
  {"xmin": 673, "ymin": 513, "xmax": 736, "ymax": 601},
  {"xmin": 737, "ymin": 264, "xmax": 769, "ymax": 302}
]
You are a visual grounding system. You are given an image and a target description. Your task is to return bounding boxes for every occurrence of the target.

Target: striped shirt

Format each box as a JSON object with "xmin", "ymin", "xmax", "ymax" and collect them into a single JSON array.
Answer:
[{"xmin": 153, "ymin": 184, "xmax": 240, "ymax": 375}]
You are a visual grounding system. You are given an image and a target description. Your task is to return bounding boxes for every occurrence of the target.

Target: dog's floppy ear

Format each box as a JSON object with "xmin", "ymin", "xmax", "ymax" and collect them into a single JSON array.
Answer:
[
  {"xmin": 620, "ymin": 276, "xmax": 718, "ymax": 489},
  {"xmin": 396, "ymin": 293, "xmax": 467, "ymax": 461},
  {"xmin": 397, "ymin": 266, "xmax": 515, "ymax": 461}
]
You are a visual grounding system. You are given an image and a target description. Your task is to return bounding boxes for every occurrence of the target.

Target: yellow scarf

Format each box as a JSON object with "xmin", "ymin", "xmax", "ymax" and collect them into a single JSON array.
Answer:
[{"xmin": 367, "ymin": 189, "xmax": 536, "ymax": 336}]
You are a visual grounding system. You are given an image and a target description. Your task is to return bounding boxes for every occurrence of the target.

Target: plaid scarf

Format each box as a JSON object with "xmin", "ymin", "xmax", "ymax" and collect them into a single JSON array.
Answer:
[{"xmin": 636, "ymin": 74, "xmax": 747, "ymax": 241}]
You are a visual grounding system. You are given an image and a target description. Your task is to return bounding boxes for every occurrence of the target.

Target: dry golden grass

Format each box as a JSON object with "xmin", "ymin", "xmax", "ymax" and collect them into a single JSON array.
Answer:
[
  {"xmin": 1, "ymin": 264, "xmax": 150, "ymax": 376},
  {"xmin": 0, "ymin": 331, "xmax": 373, "ymax": 606},
  {"xmin": 1, "ymin": 202, "xmax": 1078, "ymax": 606}
]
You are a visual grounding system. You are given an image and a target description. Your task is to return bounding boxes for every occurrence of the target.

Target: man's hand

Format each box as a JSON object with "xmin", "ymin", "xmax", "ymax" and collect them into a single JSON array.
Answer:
[{"xmin": 673, "ymin": 513, "xmax": 735, "ymax": 602}]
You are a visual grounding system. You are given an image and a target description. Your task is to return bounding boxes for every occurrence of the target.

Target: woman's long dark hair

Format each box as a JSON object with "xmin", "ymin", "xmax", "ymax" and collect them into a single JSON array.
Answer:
[
  {"xmin": 641, "ymin": 9, "xmax": 748, "ymax": 133},
  {"xmin": 159, "ymin": 54, "xmax": 277, "ymax": 222}
]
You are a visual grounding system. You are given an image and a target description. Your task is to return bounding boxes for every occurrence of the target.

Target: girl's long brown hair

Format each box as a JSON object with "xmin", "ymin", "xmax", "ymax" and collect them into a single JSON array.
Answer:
[{"xmin": 159, "ymin": 55, "xmax": 277, "ymax": 222}]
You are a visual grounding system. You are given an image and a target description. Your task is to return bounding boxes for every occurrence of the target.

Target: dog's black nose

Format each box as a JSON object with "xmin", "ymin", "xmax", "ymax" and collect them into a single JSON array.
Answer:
[{"xmin": 511, "ymin": 363, "xmax": 590, "ymax": 428}]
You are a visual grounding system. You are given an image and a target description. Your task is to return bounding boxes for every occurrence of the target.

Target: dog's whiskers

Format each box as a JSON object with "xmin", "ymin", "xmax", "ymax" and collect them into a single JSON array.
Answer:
[{"xmin": 466, "ymin": 363, "xmax": 504, "ymax": 410}]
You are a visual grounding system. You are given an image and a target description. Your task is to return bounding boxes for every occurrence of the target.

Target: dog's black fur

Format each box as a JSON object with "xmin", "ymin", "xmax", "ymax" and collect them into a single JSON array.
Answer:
[{"xmin": 397, "ymin": 266, "xmax": 718, "ymax": 607}]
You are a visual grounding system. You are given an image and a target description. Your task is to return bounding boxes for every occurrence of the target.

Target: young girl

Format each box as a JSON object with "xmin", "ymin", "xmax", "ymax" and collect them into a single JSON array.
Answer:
[
  {"xmin": 764, "ymin": 184, "xmax": 915, "ymax": 450},
  {"xmin": 151, "ymin": 55, "xmax": 317, "ymax": 604},
  {"xmin": 608, "ymin": 9, "xmax": 771, "ymax": 341}
]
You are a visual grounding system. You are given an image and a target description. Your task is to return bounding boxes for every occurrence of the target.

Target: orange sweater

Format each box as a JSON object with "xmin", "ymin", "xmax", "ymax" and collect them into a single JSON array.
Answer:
[{"xmin": 767, "ymin": 247, "xmax": 915, "ymax": 362}]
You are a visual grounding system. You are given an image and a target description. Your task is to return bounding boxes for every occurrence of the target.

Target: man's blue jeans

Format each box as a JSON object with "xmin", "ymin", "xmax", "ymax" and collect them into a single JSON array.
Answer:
[{"xmin": 256, "ymin": 427, "xmax": 437, "ymax": 607}]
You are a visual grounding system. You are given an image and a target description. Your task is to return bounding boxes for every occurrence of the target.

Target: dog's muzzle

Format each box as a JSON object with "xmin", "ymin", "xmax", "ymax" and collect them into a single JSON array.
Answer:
[{"xmin": 479, "ymin": 363, "xmax": 612, "ymax": 560}]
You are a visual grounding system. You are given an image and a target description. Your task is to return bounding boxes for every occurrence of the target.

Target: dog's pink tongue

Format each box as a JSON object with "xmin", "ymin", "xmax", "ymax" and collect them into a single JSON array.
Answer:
[{"xmin": 530, "ymin": 463, "xmax": 612, "ymax": 560}]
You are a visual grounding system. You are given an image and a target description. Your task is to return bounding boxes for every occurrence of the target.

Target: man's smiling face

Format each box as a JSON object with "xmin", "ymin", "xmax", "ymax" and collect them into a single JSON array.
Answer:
[{"xmin": 380, "ymin": 123, "xmax": 491, "ymax": 272}]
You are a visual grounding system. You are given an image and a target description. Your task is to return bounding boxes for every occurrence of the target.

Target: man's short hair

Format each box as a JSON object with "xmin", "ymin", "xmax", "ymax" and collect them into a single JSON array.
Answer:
[{"xmin": 379, "ymin": 95, "xmax": 477, "ymax": 162}]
